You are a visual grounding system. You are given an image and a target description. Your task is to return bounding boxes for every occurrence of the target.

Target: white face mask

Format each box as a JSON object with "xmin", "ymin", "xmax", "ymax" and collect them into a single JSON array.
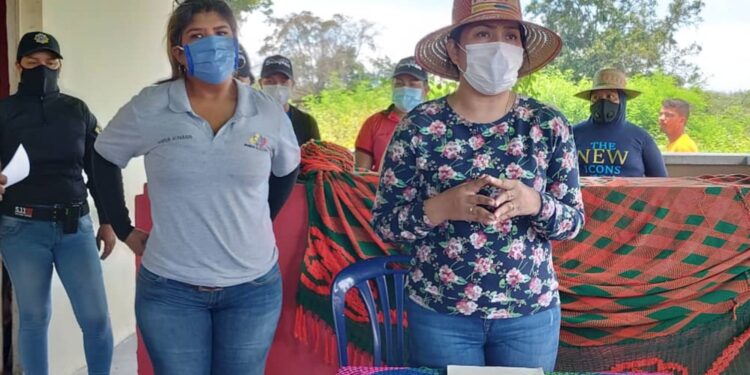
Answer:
[
  {"xmin": 458, "ymin": 42, "xmax": 524, "ymax": 96},
  {"xmin": 262, "ymin": 85, "xmax": 291, "ymax": 107}
]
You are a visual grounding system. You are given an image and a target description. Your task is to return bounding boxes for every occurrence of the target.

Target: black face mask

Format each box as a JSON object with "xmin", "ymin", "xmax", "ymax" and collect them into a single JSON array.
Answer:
[
  {"xmin": 590, "ymin": 99, "xmax": 620, "ymax": 124},
  {"xmin": 19, "ymin": 66, "xmax": 60, "ymax": 96}
]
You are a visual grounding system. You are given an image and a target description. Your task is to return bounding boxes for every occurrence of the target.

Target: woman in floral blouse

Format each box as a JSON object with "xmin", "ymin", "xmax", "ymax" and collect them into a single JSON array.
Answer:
[{"xmin": 372, "ymin": 0, "xmax": 585, "ymax": 371}]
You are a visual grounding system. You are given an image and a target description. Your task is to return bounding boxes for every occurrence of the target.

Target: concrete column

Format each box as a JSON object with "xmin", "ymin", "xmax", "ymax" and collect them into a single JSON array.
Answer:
[
  {"xmin": 5, "ymin": 0, "xmax": 43, "ymax": 94},
  {"xmin": 5, "ymin": 0, "xmax": 19, "ymax": 90},
  {"xmin": 5, "ymin": 3, "xmax": 41, "ymax": 373},
  {"xmin": 18, "ymin": 0, "xmax": 43, "ymax": 33}
]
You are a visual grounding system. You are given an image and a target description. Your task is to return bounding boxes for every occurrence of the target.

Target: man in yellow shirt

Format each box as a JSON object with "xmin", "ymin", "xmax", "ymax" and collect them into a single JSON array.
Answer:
[{"xmin": 659, "ymin": 99, "xmax": 699, "ymax": 152}]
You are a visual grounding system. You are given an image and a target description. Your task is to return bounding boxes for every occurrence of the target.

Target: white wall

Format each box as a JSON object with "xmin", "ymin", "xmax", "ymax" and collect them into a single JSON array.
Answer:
[{"xmin": 7, "ymin": 0, "xmax": 173, "ymax": 374}]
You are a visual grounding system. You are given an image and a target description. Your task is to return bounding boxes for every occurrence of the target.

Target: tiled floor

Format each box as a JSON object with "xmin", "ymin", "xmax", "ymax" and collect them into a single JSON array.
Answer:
[{"xmin": 72, "ymin": 334, "xmax": 137, "ymax": 375}]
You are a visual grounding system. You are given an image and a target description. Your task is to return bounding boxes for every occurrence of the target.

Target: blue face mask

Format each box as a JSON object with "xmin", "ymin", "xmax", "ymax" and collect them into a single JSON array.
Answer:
[
  {"xmin": 392, "ymin": 87, "xmax": 424, "ymax": 113},
  {"xmin": 183, "ymin": 36, "xmax": 238, "ymax": 84}
]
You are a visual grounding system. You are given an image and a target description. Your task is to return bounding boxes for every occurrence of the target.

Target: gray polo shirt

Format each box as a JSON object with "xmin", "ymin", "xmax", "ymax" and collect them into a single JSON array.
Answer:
[{"xmin": 95, "ymin": 79, "xmax": 300, "ymax": 287}]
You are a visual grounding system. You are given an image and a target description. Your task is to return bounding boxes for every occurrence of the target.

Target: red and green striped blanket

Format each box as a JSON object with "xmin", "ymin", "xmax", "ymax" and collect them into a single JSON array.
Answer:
[{"xmin": 294, "ymin": 141, "xmax": 750, "ymax": 374}]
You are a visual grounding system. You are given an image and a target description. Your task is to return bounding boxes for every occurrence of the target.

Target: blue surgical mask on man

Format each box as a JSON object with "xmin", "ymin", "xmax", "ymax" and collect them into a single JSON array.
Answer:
[
  {"xmin": 392, "ymin": 87, "xmax": 424, "ymax": 113},
  {"xmin": 182, "ymin": 36, "xmax": 238, "ymax": 84}
]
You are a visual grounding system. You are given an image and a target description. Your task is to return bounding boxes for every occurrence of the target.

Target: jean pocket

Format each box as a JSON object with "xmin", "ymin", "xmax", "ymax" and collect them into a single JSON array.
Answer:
[
  {"xmin": 548, "ymin": 305, "xmax": 561, "ymax": 326},
  {"xmin": 0, "ymin": 216, "xmax": 31, "ymax": 237},
  {"xmin": 138, "ymin": 267, "xmax": 167, "ymax": 284},
  {"xmin": 248, "ymin": 263, "xmax": 281, "ymax": 286},
  {"xmin": 78, "ymin": 215, "xmax": 94, "ymax": 234}
]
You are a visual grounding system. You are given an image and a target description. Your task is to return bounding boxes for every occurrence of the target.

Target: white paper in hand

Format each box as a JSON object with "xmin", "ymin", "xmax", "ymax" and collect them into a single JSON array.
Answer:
[
  {"xmin": 2, "ymin": 145, "xmax": 30, "ymax": 188},
  {"xmin": 447, "ymin": 365, "xmax": 544, "ymax": 375}
]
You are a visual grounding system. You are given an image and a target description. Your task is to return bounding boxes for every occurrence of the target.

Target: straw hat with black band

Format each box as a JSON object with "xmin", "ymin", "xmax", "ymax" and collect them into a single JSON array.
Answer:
[
  {"xmin": 575, "ymin": 68, "xmax": 641, "ymax": 100},
  {"xmin": 415, "ymin": 0, "xmax": 562, "ymax": 81}
]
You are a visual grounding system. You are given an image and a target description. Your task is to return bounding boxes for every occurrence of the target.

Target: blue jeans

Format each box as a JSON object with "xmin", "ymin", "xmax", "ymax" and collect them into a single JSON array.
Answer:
[
  {"xmin": 0, "ymin": 215, "xmax": 113, "ymax": 375},
  {"xmin": 136, "ymin": 263, "xmax": 282, "ymax": 375},
  {"xmin": 406, "ymin": 299, "xmax": 560, "ymax": 372}
]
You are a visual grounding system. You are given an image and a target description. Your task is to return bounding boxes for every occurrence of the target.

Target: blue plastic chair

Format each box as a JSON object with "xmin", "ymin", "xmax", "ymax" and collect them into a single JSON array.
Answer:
[{"xmin": 331, "ymin": 255, "xmax": 412, "ymax": 367}]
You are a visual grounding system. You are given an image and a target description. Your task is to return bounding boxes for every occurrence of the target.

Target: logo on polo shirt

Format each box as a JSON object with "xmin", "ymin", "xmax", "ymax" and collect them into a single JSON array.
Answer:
[{"xmin": 244, "ymin": 133, "xmax": 269, "ymax": 151}]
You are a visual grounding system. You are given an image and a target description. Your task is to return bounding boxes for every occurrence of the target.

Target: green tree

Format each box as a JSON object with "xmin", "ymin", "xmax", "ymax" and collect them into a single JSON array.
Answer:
[
  {"xmin": 518, "ymin": 68, "xmax": 750, "ymax": 153},
  {"xmin": 526, "ymin": 0, "xmax": 704, "ymax": 83},
  {"xmin": 368, "ymin": 56, "xmax": 397, "ymax": 81},
  {"xmin": 223, "ymin": 0, "xmax": 272, "ymax": 17},
  {"xmin": 300, "ymin": 69, "xmax": 749, "ymax": 153},
  {"xmin": 259, "ymin": 11, "xmax": 377, "ymax": 97},
  {"xmin": 301, "ymin": 77, "xmax": 457, "ymax": 149},
  {"xmin": 302, "ymin": 77, "xmax": 391, "ymax": 148}
]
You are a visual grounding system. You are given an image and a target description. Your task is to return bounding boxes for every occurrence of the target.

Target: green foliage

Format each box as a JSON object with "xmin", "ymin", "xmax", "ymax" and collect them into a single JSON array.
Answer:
[
  {"xmin": 259, "ymin": 11, "xmax": 377, "ymax": 97},
  {"xmin": 698, "ymin": 92, "xmax": 750, "ymax": 152},
  {"xmin": 427, "ymin": 80, "xmax": 458, "ymax": 100},
  {"xmin": 523, "ymin": 68, "xmax": 750, "ymax": 153},
  {"xmin": 626, "ymin": 73, "xmax": 705, "ymax": 145},
  {"xmin": 224, "ymin": 0, "xmax": 272, "ymax": 17},
  {"xmin": 302, "ymin": 78, "xmax": 391, "ymax": 149},
  {"xmin": 301, "ymin": 78, "xmax": 456, "ymax": 148},
  {"xmin": 516, "ymin": 69, "xmax": 591, "ymax": 122},
  {"xmin": 526, "ymin": 0, "xmax": 705, "ymax": 84},
  {"xmin": 300, "ymin": 69, "xmax": 750, "ymax": 153}
]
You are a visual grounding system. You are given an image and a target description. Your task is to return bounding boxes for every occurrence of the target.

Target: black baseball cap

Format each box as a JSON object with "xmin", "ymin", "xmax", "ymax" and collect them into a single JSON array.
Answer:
[
  {"xmin": 261, "ymin": 55, "xmax": 293, "ymax": 79},
  {"xmin": 392, "ymin": 57, "xmax": 427, "ymax": 81},
  {"xmin": 16, "ymin": 31, "xmax": 63, "ymax": 62}
]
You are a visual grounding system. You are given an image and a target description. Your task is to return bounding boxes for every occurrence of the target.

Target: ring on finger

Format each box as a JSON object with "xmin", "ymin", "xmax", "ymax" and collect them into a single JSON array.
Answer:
[{"xmin": 469, "ymin": 206, "xmax": 474, "ymax": 214}]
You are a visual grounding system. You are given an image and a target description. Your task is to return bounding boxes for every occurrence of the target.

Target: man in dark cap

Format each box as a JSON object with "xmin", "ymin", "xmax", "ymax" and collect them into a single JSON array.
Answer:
[
  {"xmin": 354, "ymin": 56, "xmax": 429, "ymax": 171},
  {"xmin": 259, "ymin": 55, "xmax": 320, "ymax": 146}
]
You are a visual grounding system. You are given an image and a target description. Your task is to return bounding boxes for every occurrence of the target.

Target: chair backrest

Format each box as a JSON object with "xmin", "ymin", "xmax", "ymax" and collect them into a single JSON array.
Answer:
[{"xmin": 331, "ymin": 255, "xmax": 412, "ymax": 367}]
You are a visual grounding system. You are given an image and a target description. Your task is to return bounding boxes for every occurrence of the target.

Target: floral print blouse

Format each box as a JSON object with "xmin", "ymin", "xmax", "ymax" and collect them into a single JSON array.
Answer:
[{"xmin": 372, "ymin": 96, "xmax": 585, "ymax": 319}]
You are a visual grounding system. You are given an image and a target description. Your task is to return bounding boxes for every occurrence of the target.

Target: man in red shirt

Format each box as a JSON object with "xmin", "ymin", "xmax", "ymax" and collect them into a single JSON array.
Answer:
[{"xmin": 355, "ymin": 57, "xmax": 429, "ymax": 171}]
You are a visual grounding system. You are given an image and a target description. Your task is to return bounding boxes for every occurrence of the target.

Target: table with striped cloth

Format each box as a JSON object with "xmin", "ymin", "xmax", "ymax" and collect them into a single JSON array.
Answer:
[
  {"xmin": 335, "ymin": 367, "xmax": 669, "ymax": 375},
  {"xmin": 295, "ymin": 141, "xmax": 750, "ymax": 374}
]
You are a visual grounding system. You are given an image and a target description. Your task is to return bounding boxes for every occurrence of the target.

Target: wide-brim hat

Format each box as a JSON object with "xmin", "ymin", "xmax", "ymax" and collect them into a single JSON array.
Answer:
[
  {"xmin": 575, "ymin": 68, "xmax": 641, "ymax": 100},
  {"xmin": 415, "ymin": 0, "xmax": 562, "ymax": 81}
]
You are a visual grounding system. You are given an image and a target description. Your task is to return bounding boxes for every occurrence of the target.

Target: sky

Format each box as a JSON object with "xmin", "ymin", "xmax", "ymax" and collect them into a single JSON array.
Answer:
[{"xmin": 239, "ymin": 0, "xmax": 750, "ymax": 93}]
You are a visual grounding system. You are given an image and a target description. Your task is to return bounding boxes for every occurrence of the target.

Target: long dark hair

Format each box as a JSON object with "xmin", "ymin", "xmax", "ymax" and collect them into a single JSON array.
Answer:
[{"xmin": 163, "ymin": 0, "xmax": 238, "ymax": 82}]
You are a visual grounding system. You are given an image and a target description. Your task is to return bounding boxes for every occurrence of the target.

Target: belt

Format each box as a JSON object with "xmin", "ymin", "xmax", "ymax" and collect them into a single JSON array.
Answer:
[{"xmin": 2, "ymin": 202, "xmax": 89, "ymax": 222}]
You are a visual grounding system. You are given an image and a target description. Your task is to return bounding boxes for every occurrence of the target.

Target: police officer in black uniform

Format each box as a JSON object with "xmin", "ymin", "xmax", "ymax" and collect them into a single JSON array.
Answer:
[{"xmin": 0, "ymin": 31, "xmax": 114, "ymax": 375}]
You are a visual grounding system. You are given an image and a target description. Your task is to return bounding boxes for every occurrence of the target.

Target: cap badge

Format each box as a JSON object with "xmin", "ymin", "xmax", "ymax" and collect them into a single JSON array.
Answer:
[{"xmin": 34, "ymin": 33, "xmax": 50, "ymax": 44}]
